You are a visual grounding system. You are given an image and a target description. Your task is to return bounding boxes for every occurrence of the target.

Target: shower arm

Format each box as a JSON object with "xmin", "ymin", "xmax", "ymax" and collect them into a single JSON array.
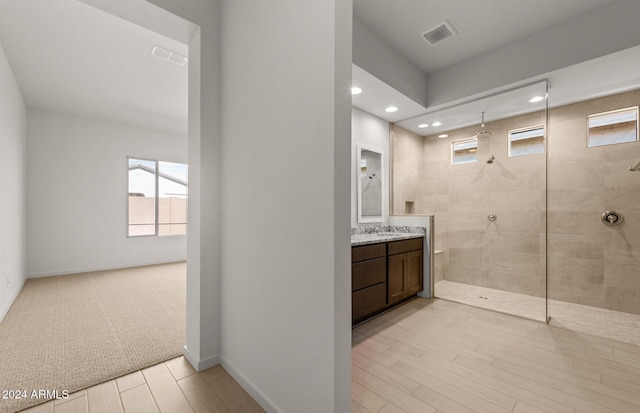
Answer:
[{"xmin": 630, "ymin": 158, "xmax": 640, "ymax": 171}]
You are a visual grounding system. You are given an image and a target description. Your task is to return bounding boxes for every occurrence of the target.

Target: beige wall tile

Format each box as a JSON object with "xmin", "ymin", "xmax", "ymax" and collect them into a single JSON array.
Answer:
[
  {"xmin": 485, "ymin": 232, "xmax": 541, "ymax": 255},
  {"xmin": 549, "ymin": 233, "xmax": 604, "ymax": 260},
  {"xmin": 548, "ymin": 279, "xmax": 606, "ymax": 307},
  {"xmin": 605, "ymin": 287, "xmax": 640, "ymax": 314},
  {"xmin": 605, "ymin": 259, "xmax": 640, "ymax": 290},
  {"xmin": 548, "ymin": 211, "xmax": 608, "ymax": 236},
  {"xmin": 449, "ymin": 248, "xmax": 483, "ymax": 268},
  {"xmin": 549, "ymin": 188, "xmax": 605, "ymax": 212},
  {"xmin": 605, "ymin": 184, "xmax": 640, "ymax": 212},
  {"xmin": 491, "ymin": 190, "xmax": 544, "ymax": 212},
  {"xmin": 434, "ymin": 252, "xmax": 445, "ymax": 283},
  {"xmin": 605, "ymin": 141, "xmax": 640, "ymax": 162},
  {"xmin": 549, "ymin": 255, "xmax": 604, "ymax": 285},
  {"xmin": 446, "ymin": 265, "xmax": 490, "ymax": 287},
  {"xmin": 489, "ymin": 272, "xmax": 545, "ymax": 297},
  {"xmin": 605, "ymin": 159, "xmax": 640, "ymax": 187},
  {"xmin": 549, "ymin": 162, "xmax": 603, "ymax": 190},
  {"xmin": 422, "ymin": 195, "xmax": 449, "ymax": 213},
  {"xmin": 485, "ymin": 211, "xmax": 544, "ymax": 234},
  {"xmin": 484, "ymin": 251, "xmax": 544, "ymax": 277}
]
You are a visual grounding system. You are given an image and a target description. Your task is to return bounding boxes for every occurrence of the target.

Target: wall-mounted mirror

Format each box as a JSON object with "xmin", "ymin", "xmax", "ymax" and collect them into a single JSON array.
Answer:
[{"xmin": 357, "ymin": 144, "xmax": 383, "ymax": 223}]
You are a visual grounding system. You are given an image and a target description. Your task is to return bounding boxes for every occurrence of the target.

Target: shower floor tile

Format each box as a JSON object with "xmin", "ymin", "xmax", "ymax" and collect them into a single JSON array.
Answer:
[{"xmin": 435, "ymin": 280, "xmax": 640, "ymax": 346}]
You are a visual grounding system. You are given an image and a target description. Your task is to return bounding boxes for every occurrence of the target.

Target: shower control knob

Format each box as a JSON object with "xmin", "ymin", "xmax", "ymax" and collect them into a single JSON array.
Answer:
[
  {"xmin": 488, "ymin": 213, "xmax": 497, "ymax": 222},
  {"xmin": 601, "ymin": 211, "xmax": 624, "ymax": 226}
]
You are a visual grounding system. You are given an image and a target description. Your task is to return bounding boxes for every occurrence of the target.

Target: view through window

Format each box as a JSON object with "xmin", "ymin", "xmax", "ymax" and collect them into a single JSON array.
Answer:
[{"xmin": 128, "ymin": 158, "xmax": 188, "ymax": 237}]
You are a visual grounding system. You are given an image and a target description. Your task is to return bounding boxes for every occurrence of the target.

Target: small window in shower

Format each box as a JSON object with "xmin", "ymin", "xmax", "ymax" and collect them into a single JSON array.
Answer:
[
  {"xmin": 451, "ymin": 137, "xmax": 478, "ymax": 165},
  {"xmin": 587, "ymin": 106, "xmax": 638, "ymax": 148},
  {"xmin": 508, "ymin": 125, "xmax": 545, "ymax": 157}
]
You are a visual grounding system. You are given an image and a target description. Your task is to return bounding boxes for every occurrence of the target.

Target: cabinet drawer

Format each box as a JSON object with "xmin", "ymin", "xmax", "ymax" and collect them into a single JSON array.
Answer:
[
  {"xmin": 352, "ymin": 257, "xmax": 386, "ymax": 291},
  {"xmin": 352, "ymin": 243, "xmax": 386, "ymax": 263},
  {"xmin": 388, "ymin": 237, "xmax": 423, "ymax": 255},
  {"xmin": 352, "ymin": 283, "xmax": 387, "ymax": 323}
]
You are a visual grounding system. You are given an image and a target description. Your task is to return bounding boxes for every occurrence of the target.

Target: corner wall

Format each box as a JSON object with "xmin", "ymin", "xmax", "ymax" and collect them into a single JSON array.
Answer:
[
  {"xmin": 26, "ymin": 108, "xmax": 187, "ymax": 277},
  {"xmin": 0, "ymin": 41, "xmax": 27, "ymax": 321}
]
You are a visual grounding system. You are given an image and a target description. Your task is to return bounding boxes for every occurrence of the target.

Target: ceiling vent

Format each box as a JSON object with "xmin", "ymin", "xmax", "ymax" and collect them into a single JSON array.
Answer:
[
  {"xmin": 151, "ymin": 45, "xmax": 188, "ymax": 66},
  {"xmin": 421, "ymin": 20, "xmax": 457, "ymax": 46}
]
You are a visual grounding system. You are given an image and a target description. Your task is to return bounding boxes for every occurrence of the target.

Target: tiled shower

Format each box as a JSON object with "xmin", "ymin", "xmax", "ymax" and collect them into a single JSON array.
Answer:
[{"xmin": 392, "ymin": 85, "xmax": 640, "ymax": 343}]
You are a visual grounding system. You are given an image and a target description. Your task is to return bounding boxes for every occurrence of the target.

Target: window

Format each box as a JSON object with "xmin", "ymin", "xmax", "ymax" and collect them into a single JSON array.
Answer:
[
  {"xmin": 587, "ymin": 106, "xmax": 638, "ymax": 148},
  {"xmin": 508, "ymin": 125, "xmax": 545, "ymax": 157},
  {"xmin": 128, "ymin": 158, "xmax": 188, "ymax": 237},
  {"xmin": 452, "ymin": 137, "xmax": 478, "ymax": 165}
]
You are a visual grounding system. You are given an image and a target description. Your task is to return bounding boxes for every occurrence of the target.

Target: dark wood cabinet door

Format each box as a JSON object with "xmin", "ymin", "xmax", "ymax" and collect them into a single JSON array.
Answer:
[
  {"xmin": 388, "ymin": 253, "xmax": 406, "ymax": 305},
  {"xmin": 405, "ymin": 249, "xmax": 423, "ymax": 296}
]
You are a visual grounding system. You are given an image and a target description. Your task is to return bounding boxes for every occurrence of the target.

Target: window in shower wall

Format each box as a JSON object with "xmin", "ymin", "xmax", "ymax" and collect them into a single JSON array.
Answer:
[
  {"xmin": 508, "ymin": 125, "xmax": 545, "ymax": 157},
  {"xmin": 451, "ymin": 137, "xmax": 478, "ymax": 164},
  {"xmin": 587, "ymin": 106, "xmax": 638, "ymax": 147}
]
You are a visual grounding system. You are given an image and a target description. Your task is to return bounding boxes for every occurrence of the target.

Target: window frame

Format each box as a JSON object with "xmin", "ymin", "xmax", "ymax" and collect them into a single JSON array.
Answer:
[
  {"xmin": 508, "ymin": 124, "xmax": 545, "ymax": 158},
  {"xmin": 451, "ymin": 137, "xmax": 478, "ymax": 165},
  {"xmin": 587, "ymin": 106, "xmax": 639, "ymax": 148},
  {"xmin": 127, "ymin": 156, "xmax": 188, "ymax": 238}
]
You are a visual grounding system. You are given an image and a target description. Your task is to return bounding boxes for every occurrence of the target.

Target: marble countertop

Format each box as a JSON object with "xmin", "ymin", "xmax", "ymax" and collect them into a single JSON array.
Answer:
[{"xmin": 351, "ymin": 231, "xmax": 423, "ymax": 246}]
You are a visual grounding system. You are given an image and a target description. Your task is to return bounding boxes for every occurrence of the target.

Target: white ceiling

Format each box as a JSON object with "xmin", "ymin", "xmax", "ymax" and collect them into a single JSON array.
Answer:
[
  {"xmin": 352, "ymin": 0, "xmax": 640, "ymax": 136},
  {"xmin": 353, "ymin": 0, "xmax": 618, "ymax": 74},
  {"xmin": 0, "ymin": 0, "xmax": 188, "ymax": 135}
]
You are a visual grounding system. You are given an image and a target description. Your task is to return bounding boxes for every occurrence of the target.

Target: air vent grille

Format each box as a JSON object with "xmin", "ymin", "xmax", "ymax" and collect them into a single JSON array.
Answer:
[
  {"xmin": 421, "ymin": 20, "xmax": 457, "ymax": 46},
  {"xmin": 151, "ymin": 45, "xmax": 188, "ymax": 66}
]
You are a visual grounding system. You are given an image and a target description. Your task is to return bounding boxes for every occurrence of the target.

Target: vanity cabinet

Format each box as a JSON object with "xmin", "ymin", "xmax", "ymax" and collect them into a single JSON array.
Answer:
[{"xmin": 352, "ymin": 237, "xmax": 423, "ymax": 325}]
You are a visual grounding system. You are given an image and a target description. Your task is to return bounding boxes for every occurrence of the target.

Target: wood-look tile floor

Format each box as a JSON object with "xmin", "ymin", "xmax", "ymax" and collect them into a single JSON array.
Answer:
[
  {"xmin": 20, "ymin": 357, "xmax": 265, "ymax": 413},
  {"xmin": 352, "ymin": 298, "xmax": 640, "ymax": 413},
  {"xmin": 21, "ymin": 297, "xmax": 640, "ymax": 413}
]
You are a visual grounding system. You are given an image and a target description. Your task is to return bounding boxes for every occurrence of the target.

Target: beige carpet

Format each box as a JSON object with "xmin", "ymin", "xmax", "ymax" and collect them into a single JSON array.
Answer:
[{"xmin": 0, "ymin": 262, "xmax": 185, "ymax": 413}]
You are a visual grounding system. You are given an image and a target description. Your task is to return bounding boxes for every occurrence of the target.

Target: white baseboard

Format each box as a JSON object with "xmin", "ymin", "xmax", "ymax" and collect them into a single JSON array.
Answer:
[
  {"xmin": 0, "ymin": 278, "xmax": 26, "ymax": 323},
  {"xmin": 220, "ymin": 356, "xmax": 283, "ymax": 413},
  {"xmin": 182, "ymin": 346, "xmax": 220, "ymax": 372},
  {"xmin": 27, "ymin": 259, "xmax": 186, "ymax": 279}
]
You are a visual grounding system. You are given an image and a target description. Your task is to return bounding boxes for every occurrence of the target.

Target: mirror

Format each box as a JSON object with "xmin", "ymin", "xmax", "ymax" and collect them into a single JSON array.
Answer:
[{"xmin": 357, "ymin": 144, "xmax": 383, "ymax": 223}]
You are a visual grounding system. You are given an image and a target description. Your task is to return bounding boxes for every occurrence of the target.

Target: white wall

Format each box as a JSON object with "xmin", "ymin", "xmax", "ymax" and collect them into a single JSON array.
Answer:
[
  {"xmin": 26, "ymin": 108, "xmax": 187, "ymax": 277},
  {"xmin": 0, "ymin": 41, "xmax": 27, "ymax": 321},
  {"xmin": 220, "ymin": 1, "xmax": 352, "ymax": 412},
  {"xmin": 351, "ymin": 107, "xmax": 390, "ymax": 226}
]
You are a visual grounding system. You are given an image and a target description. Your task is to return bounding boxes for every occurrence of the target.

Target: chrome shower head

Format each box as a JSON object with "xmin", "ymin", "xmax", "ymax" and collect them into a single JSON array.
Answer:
[{"xmin": 475, "ymin": 112, "xmax": 494, "ymax": 137}]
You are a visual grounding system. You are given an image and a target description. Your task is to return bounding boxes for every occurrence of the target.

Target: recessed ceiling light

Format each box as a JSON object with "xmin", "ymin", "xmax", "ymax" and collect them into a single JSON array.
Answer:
[
  {"xmin": 438, "ymin": 134, "xmax": 449, "ymax": 138},
  {"xmin": 385, "ymin": 106, "xmax": 398, "ymax": 113},
  {"xmin": 151, "ymin": 45, "xmax": 188, "ymax": 66},
  {"xmin": 351, "ymin": 87, "xmax": 362, "ymax": 95},
  {"xmin": 529, "ymin": 96, "xmax": 544, "ymax": 103},
  {"xmin": 418, "ymin": 123, "xmax": 429, "ymax": 128},
  {"xmin": 432, "ymin": 121, "xmax": 442, "ymax": 127}
]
